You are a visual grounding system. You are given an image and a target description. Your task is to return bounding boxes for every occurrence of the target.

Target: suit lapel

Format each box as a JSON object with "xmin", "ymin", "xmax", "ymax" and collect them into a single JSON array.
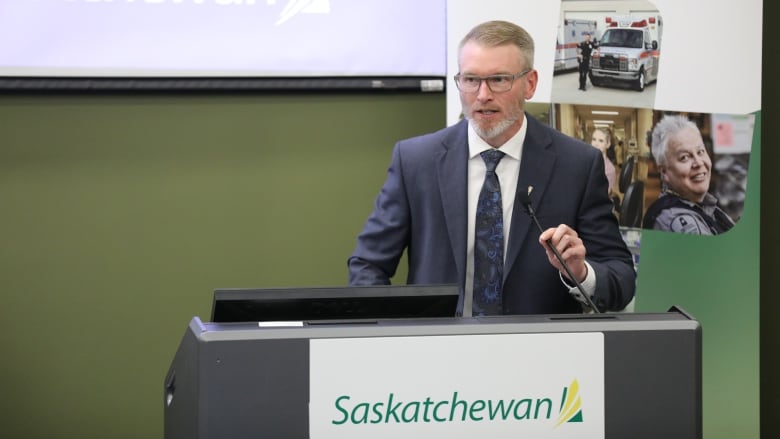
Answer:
[
  {"xmin": 437, "ymin": 120, "xmax": 469, "ymax": 285},
  {"xmin": 505, "ymin": 116, "xmax": 557, "ymax": 277}
]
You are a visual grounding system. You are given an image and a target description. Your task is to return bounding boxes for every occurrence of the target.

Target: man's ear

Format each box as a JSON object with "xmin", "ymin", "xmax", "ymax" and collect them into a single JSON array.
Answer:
[{"xmin": 524, "ymin": 69, "xmax": 539, "ymax": 100}]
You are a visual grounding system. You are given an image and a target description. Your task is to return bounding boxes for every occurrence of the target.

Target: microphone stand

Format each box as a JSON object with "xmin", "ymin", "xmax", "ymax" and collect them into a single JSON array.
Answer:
[{"xmin": 520, "ymin": 191, "xmax": 602, "ymax": 314}]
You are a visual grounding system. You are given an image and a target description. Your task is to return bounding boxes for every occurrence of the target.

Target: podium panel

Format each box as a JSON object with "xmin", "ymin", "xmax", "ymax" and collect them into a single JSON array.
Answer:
[{"xmin": 164, "ymin": 309, "xmax": 700, "ymax": 438}]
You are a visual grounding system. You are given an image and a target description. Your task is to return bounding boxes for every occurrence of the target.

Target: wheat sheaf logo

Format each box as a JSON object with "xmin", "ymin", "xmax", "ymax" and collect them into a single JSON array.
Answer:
[
  {"xmin": 554, "ymin": 379, "xmax": 584, "ymax": 427},
  {"xmin": 275, "ymin": 0, "xmax": 331, "ymax": 25}
]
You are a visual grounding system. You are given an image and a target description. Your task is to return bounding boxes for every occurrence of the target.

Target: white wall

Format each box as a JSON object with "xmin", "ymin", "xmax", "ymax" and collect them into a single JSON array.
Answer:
[{"xmin": 446, "ymin": 0, "xmax": 762, "ymax": 126}]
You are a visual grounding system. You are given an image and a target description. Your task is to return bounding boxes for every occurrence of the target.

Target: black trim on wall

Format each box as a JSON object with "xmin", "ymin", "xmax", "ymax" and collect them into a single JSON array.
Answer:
[
  {"xmin": 760, "ymin": 1, "xmax": 777, "ymax": 438},
  {"xmin": 0, "ymin": 76, "xmax": 446, "ymax": 94}
]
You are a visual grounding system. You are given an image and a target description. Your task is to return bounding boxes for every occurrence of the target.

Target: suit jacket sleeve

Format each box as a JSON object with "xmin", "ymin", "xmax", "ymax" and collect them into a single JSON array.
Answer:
[
  {"xmin": 348, "ymin": 142, "xmax": 411, "ymax": 285},
  {"xmin": 513, "ymin": 117, "xmax": 636, "ymax": 313}
]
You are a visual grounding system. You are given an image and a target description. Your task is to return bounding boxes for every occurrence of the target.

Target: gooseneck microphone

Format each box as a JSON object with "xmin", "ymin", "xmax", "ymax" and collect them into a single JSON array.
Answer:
[{"xmin": 519, "ymin": 187, "xmax": 601, "ymax": 313}]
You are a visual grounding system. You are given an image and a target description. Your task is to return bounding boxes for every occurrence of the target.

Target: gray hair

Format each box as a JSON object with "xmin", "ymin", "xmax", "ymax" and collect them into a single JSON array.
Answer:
[
  {"xmin": 650, "ymin": 115, "xmax": 701, "ymax": 167},
  {"xmin": 459, "ymin": 20, "xmax": 535, "ymax": 70}
]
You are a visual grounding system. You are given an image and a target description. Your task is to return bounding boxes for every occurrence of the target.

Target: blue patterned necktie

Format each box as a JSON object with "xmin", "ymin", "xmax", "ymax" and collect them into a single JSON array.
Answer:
[{"xmin": 473, "ymin": 149, "xmax": 505, "ymax": 316}]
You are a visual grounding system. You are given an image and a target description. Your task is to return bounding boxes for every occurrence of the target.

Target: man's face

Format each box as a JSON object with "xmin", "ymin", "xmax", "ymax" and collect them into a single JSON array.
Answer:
[
  {"xmin": 458, "ymin": 41, "xmax": 538, "ymax": 147},
  {"xmin": 660, "ymin": 127, "xmax": 712, "ymax": 203}
]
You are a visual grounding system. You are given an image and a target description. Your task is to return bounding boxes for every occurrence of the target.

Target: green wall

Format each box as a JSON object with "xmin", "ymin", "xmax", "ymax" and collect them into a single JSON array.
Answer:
[
  {"xmin": 638, "ymin": 113, "xmax": 761, "ymax": 437},
  {"xmin": 0, "ymin": 93, "xmax": 443, "ymax": 438}
]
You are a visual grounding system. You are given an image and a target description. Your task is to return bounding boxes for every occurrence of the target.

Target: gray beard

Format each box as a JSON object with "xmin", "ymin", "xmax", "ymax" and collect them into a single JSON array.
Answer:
[{"xmin": 469, "ymin": 117, "xmax": 515, "ymax": 142}]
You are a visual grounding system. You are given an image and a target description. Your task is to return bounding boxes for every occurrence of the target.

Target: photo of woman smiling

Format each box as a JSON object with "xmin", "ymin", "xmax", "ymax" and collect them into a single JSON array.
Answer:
[{"xmin": 642, "ymin": 115, "xmax": 736, "ymax": 235}]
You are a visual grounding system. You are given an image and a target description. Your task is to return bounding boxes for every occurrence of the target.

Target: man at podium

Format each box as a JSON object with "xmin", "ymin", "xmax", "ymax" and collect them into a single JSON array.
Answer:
[{"xmin": 348, "ymin": 20, "xmax": 636, "ymax": 316}]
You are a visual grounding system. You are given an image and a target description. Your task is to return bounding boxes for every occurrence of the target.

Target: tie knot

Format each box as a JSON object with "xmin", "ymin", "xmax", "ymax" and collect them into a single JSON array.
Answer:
[{"xmin": 481, "ymin": 149, "xmax": 505, "ymax": 173}]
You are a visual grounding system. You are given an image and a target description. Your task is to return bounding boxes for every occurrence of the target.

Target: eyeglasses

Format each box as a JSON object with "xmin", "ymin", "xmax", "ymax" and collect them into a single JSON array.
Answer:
[{"xmin": 454, "ymin": 70, "xmax": 531, "ymax": 94}]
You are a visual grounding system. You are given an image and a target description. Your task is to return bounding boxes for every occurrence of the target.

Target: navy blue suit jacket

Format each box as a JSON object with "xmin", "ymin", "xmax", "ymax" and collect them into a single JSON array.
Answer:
[{"xmin": 348, "ymin": 115, "xmax": 636, "ymax": 314}]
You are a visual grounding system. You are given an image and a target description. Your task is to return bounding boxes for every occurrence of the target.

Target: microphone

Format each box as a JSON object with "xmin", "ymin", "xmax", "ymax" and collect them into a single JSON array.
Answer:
[{"xmin": 519, "ymin": 187, "xmax": 601, "ymax": 313}]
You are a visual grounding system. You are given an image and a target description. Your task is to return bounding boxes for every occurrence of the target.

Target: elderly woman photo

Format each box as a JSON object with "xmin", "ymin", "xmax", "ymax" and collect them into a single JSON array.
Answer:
[{"xmin": 642, "ymin": 115, "xmax": 735, "ymax": 235}]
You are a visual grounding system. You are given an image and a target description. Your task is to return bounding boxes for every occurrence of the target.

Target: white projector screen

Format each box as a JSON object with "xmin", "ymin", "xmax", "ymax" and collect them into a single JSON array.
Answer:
[{"xmin": 0, "ymin": 0, "xmax": 447, "ymax": 91}]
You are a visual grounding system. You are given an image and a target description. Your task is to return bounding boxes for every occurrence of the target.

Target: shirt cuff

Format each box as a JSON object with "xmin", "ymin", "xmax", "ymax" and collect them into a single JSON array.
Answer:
[{"xmin": 559, "ymin": 260, "xmax": 597, "ymax": 307}]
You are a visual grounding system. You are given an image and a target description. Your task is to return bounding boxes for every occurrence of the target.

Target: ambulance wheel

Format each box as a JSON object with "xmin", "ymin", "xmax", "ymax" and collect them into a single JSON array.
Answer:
[
  {"xmin": 589, "ymin": 72, "xmax": 601, "ymax": 87},
  {"xmin": 634, "ymin": 69, "xmax": 646, "ymax": 91}
]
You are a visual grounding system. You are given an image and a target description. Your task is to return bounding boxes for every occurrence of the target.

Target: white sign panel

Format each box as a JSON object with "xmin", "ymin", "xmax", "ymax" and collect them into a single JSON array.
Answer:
[{"xmin": 310, "ymin": 332, "xmax": 604, "ymax": 439}]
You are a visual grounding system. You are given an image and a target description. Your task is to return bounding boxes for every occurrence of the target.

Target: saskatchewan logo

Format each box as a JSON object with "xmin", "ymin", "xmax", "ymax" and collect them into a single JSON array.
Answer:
[
  {"xmin": 331, "ymin": 378, "xmax": 587, "ymax": 430},
  {"xmin": 555, "ymin": 379, "xmax": 584, "ymax": 427}
]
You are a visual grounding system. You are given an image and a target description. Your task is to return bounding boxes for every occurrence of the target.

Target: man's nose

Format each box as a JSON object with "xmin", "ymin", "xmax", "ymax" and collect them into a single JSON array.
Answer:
[{"xmin": 476, "ymin": 80, "xmax": 493, "ymax": 99}]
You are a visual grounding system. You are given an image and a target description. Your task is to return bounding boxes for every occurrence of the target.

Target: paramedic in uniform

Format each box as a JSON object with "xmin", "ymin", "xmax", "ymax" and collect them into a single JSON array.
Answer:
[
  {"xmin": 642, "ymin": 115, "xmax": 735, "ymax": 235},
  {"xmin": 576, "ymin": 33, "xmax": 597, "ymax": 91}
]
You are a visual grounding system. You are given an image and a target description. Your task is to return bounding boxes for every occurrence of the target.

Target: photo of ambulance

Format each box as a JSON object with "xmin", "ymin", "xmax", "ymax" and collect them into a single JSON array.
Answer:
[{"xmin": 589, "ymin": 15, "xmax": 662, "ymax": 91}]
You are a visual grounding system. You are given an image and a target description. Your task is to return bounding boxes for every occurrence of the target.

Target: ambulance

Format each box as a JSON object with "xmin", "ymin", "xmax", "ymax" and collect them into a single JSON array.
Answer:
[
  {"xmin": 554, "ymin": 18, "xmax": 599, "ymax": 72},
  {"xmin": 590, "ymin": 15, "xmax": 662, "ymax": 91}
]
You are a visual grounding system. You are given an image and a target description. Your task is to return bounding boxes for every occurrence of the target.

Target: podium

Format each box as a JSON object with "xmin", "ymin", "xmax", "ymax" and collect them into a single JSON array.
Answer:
[{"xmin": 164, "ymin": 308, "xmax": 700, "ymax": 438}]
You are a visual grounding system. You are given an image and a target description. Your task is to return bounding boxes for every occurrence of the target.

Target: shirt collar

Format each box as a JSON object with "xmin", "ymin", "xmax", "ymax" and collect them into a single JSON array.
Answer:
[
  {"xmin": 467, "ymin": 114, "xmax": 527, "ymax": 160},
  {"xmin": 663, "ymin": 189, "xmax": 719, "ymax": 207}
]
